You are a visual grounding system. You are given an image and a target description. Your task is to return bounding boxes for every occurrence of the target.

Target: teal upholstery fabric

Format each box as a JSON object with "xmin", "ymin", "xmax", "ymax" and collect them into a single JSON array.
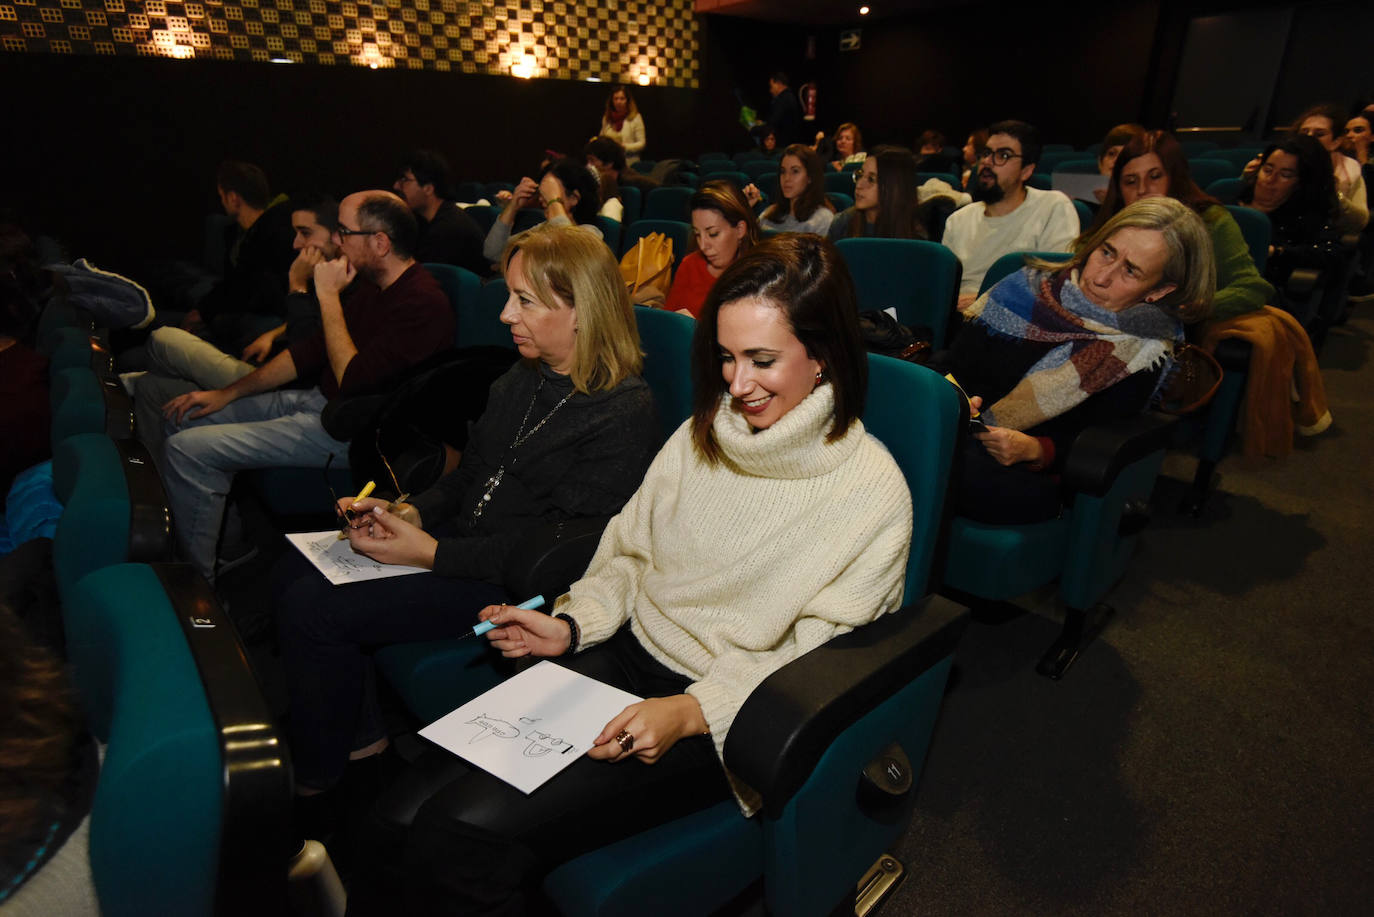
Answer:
[
  {"xmin": 592, "ymin": 216, "xmax": 622, "ymax": 253},
  {"xmin": 641, "ymin": 187, "xmax": 694, "ymax": 222},
  {"xmin": 1207, "ymin": 177, "xmax": 1247, "ymax": 204},
  {"xmin": 836, "ymin": 237, "xmax": 962, "ymax": 346},
  {"xmin": 1053, "ymin": 158, "xmax": 1101, "ymax": 174},
  {"xmin": 464, "ymin": 279, "xmax": 520, "ymax": 350},
  {"xmin": 619, "ymin": 186, "xmax": 642, "ymax": 226},
  {"xmin": 66, "ymin": 564, "xmax": 222, "ymax": 917},
  {"xmin": 45, "ymin": 325, "xmax": 92, "ymax": 373},
  {"xmin": 52, "ymin": 433, "xmax": 129, "ymax": 599},
  {"xmin": 1211, "ymin": 148, "xmax": 1264, "ymax": 170},
  {"xmin": 1179, "ymin": 140, "xmax": 1220, "ymax": 157},
  {"xmin": 942, "ymin": 517, "xmax": 1071, "ymax": 599},
  {"xmin": 1225, "ymin": 204, "xmax": 1271, "ymax": 273},
  {"xmin": 823, "ymin": 171, "xmax": 856, "ymax": 198},
  {"xmin": 50, "ymin": 366, "xmax": 106, "ymax": 447},
  {"xmin": 976, "ymin": 250, "xmax": 1072, "ymax": 296},
  {"xmin": 1189, "ymin": 158, "xmax": 1240, "ymax": 190},
  {"xmin": 634, "ymin": 306, "xmax": 695, "ymax": 442},
  {"xmin": 423, "ymin": 262, "xmax": 479, "ymax": 347}
]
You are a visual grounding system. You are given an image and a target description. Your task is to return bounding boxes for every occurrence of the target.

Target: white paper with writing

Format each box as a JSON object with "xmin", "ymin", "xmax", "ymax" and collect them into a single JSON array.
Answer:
[
  {"xmin": 419, "ymin": 660, "xmax": 643, "ymax": 794},
  {"xmin": 284, "ymin": 530, "xmax": 430, "ymax": 586}
]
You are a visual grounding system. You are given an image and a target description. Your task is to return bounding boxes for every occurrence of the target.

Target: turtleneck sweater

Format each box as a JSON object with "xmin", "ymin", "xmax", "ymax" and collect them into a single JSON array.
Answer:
[{"xmin": 554, "ymin": 383, "xmax": 913, "ymax": 813}]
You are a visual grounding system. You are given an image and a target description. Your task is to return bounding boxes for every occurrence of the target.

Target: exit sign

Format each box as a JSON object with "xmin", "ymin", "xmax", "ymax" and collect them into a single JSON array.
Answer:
[{"xmin": 840, "ymin": 29, "xmax": 862, "ymax": 52}]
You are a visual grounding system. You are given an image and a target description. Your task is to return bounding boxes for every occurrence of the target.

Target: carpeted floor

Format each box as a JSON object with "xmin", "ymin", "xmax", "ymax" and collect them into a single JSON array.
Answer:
[
  {"xmin": 887, "ymin": 311, "xmax": 1374, "ymax": 915},
  {"xmin": 224, "ymin": 313, "xmax": 1374, "ymax": 917}
]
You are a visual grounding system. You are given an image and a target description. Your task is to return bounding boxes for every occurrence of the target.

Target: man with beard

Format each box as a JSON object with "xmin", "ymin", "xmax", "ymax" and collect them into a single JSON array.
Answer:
[
  {"xmin": 156, "ymin": 190, "xmax": 453, "ymax": 582},
  {"xmin": 942, "ymin": 120, "xmax": 1078, "ymax": 308}
]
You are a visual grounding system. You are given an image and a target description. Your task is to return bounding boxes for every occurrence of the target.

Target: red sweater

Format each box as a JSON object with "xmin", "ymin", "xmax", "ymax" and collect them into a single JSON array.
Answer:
[
  {"xmin": 288, "ymin": 262, "xmax": 453, "ymax": 402},
  {"xmin": 664, "ymin": 251, "xmax": 717, "ymax": 318}
]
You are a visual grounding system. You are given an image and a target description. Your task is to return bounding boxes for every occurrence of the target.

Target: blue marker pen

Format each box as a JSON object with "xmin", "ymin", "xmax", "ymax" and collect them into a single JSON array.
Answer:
[{"xmin": 470, "ymin": 595, "xmax": 546, "ymax": 638}]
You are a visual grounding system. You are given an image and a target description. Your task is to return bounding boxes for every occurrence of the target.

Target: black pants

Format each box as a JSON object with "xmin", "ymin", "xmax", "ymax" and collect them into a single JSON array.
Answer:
[
  {"xmin": 348, "ymin": 626, "xmax": 735, "ymax": 916},
  {"xmin": 952, "ymin": 436, "xmax": 1065, "ymax": 525},
  {"xmin": 273, "ymin": 548, "xmax": 508, "ymax": 790}
]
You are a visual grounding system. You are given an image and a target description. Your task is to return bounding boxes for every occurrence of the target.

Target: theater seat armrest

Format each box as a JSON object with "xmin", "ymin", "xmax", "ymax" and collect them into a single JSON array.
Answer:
[
  {"xmin": 723, "ymin": 595, "xmax": 968, "ymax": 818},
  {"xmin": 502, "ymin": 516, "xmax": 612, "ymax": 603},
  {"xmin": 1061, "ymin": 412, "xmax": 1178, "ymax": 497},
  {"xmin": 1284, "ymin": 268, "xmax": 1322, "ymax": 298}
]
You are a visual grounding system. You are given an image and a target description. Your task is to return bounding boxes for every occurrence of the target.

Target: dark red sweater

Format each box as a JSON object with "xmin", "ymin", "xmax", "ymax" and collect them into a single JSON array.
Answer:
[{"xmin": 288, "ymin": 262, "xmax": 453, "ymax": 403}]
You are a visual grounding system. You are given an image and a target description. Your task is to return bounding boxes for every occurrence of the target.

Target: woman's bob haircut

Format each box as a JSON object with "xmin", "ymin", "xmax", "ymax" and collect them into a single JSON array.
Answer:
[
  {"xmin": 1040, "ymin": 196, "xmax": 1217, "ymax": 323},
  {"xmin": 689, "ymin": 234, "xmax": 867, "ymax": 462},
  {"xmin": 502, "ymin": 222, "xmax": 643, "ymax": 393}
]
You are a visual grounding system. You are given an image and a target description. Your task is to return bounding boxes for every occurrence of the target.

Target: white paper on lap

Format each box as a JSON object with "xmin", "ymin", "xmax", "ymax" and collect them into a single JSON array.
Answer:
[
  {"xmin": 284, "ymin": 530, "xmax": 430, "ymax": 586},
  {"xmin": 419, "ymin": 660, "xmax": 644, "ymax": 794}
]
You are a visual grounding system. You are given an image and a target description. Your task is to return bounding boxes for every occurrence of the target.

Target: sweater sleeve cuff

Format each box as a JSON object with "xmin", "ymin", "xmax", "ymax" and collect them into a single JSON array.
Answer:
[
  {"xmin": 1031, "ymin": 436, "xmax": 1055, "ymax": 471},
  {"xmin": 552, "ymin": 593, "xmax": 623, "ymax": 649}
]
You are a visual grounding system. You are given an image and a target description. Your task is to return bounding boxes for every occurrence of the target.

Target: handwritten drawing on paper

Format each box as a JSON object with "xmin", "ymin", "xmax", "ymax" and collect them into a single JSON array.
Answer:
[
  {"xmin": 284, "ymin": 530, "xmax": 430, "ymax": 586},
  {"xmin": 419, "ymin": 661, "xmax": 643, "ymax": 794}
]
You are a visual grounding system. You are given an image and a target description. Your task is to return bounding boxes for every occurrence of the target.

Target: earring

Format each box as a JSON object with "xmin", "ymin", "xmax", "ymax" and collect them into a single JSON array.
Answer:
[{"xmin": 814, "ymin": 370, "xmax": 826, "ymax": 384}]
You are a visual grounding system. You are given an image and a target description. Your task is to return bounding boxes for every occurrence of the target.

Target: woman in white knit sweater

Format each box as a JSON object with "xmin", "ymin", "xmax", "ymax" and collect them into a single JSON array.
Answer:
[{"xmin": 355, "ymin": 235, "xmax": 914, "ymax": 913}]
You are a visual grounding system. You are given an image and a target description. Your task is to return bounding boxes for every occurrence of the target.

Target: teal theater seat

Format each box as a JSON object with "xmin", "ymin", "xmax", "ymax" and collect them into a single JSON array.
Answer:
[
  {"xmin": 1179, "ymin": 140, "xmax": 1220, "ymax": 157},
  {"xmin": 50, "ymin": 365, "xmax": 106, "ymax": 447},
  {"xmin": 423, "ymin": 262, "xmax": 479, "ymax": 347},
  {"xmin": 824, "ymin": 170, "xmax": 857, "ymax": 197},
  {"xmin": 835, "ymin": 237, "xmax": 962, "ymax": 346},
  {"xmin": 641, "ymin": 186, "xmax": 694, "ymax": 222},
  {"xmin": 1206, "ymin": 177, "xmax": 1247, "ymax": 204},
  {"xmin": 373, "ymin": 304, "xmax": 699, "ymax": 723},
  {"xmin": 827, "ymin": 191, "xmax": 854, "ymax": 211},
  {"xmin": 542, "ymin": 354, "xmax": 968, "ymax": 916},
  {"xmin": 917, "ymin": 170, "xmax": 959, "ymax": 186},
  {"xmin": 592, "ymin": 215, "xmax": 622, "ymax": 253},
  {"xmin": 944, "ymin": 250, "xmax": 1179, "ymax": 677},
  {"xmin": 618, "ymin": 185, "xmax": 642, "ymax": 226},
  {"xmin": 52, "ymin": 432, "xmax": 172, "ymax": 602},
  {"xmin": 66, "ymin": 563, "xmax": 296, "ymax": 916},
  {"xmin": 1053, "ymin": 158, "xmax": 1101, "ymax": 174},
  {"xmin": 1189, "ymin": 158, "xmax": 1239, "ymax": 189}
]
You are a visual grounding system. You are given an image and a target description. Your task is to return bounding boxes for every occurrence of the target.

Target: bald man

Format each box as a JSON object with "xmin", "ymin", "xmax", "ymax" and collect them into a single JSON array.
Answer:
[{"xmin": 157, "ymin": 190, "xmax": 454, "ymax": 582}]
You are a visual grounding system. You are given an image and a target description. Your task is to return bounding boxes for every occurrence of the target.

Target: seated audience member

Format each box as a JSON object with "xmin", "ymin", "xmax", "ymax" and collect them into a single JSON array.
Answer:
[
  {"xmin": 1089, "ymin": 130, "xmax": 1273, "ymax": 323},
  {"xmin": 1343, "ymin": 110, "xmax": 1372, "ymax": 169},
  {"xmin": 829, "ymin": 145, "xmax": 929, "ymax": 243},
  {"xmin": 133, "ymin": 193, "xmax": 340, "ymax": 455},
  {"xmin": 665, "ymin": 181, "xmax": 759, "ymax": 318},
  {"xmin": 0, "ymin": 272, "xmax": 48, "ymax": 503},
  {"xmin": 393, "ymin": 150, "xmax": 486, "ymax": 275},
  {"xmin": 1293, "ymin": 104, "xmax": 1369, "ymax": 233},
  {"xmin": 1098, "ymin": 123, "xmax": 1147, "ymax": 177},
  {"xmin": 585, "ymin": 136, "xmax": 659, "ymax": 205},
  {"xmin": 743, "ymin": 143, "xmax": 837, "ymax": 235},
  {"xmin": 817, "ymin": 122, "xmax": 866, "ymax": 172},
  {"xmin": 274, "ymin": 222, "xmax": 659, "ymax": 824},
  {"xmin": 156, "ymin": 191, "xmax": 453, "ymax": 583},
  {"xmin": 943, "ymin": 120, "xmax": 1079, "ymax": 307},
  {"xmin": 916, "ymin": 129, "xmax": 959, "ymax": 175},
  {"xmin": 0, "ymin": 602, "xmax": 99, "ymax": 914},
  {"xmin": 599, "ymin": 84, "xmax": 647, "ymax": 165},
  {"xmin": 1239, "ymin": 136, "xmax": 1346, "ymax": 295},
  {"xmin": 934, "ymin": 198, "xmax": 1214, "ymax": 524},
  {"xmin": 483, "ymin": 157, "xmax": 602, "ymax": 265},
  {"xmin": 350, "ymin": 234, "xmax": 913, "ymax": 914},
  {"xmin": 186, "ymin": 160, "xmax": 296, "ymax": 354},
  {"xmin": 961, "ymin": 128, "xmax": 989, "ymax": 190}
]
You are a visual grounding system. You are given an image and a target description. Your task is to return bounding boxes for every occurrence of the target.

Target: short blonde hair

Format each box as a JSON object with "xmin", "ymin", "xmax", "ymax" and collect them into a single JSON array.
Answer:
[
  {"xmin": 502, "ymin": 223, "xmax": 643, "ymax": 392},
  {"xmin": 1042, "ymin": 196, "xmax": 1217, "ymax": 323}
]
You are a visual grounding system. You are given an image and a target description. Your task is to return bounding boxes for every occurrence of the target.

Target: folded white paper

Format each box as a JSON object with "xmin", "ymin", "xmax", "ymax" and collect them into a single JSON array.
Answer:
[{"xmin": 284, "ymin": 530, "xmax": 430, "ymax": 586}]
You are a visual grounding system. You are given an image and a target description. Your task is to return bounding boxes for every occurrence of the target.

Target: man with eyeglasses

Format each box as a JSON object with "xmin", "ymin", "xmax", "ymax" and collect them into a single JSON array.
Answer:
[
  {"xmin": 942, "ymin": 120, "xmax": 1079, "ymax": 307},
  {"xmin": 156, "ymin": 190, "xmax": 454, "ymax": 583},
  {"xmin": 393, "ymin": 149, "xmax": 486, "ymax": 275}
]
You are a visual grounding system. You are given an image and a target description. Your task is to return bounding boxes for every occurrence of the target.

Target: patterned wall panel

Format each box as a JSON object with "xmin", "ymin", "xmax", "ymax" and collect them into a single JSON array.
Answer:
[{"xmin": 0, "ymin": 0, "xmax": 700, "ymax": 87}]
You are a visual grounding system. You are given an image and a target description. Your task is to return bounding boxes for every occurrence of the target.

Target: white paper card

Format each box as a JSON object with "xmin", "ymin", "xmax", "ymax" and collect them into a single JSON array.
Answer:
[
  {"xmin": 1051, "ymin": 172, "xmax": 1109, "ymax": 203},
  {"xmin": 284, "ymin": 530, "xmax": 430, "ymax": 586},
  {"xmin": 419, "ymin": 660, "xmax": 643, "ymax": 794}
]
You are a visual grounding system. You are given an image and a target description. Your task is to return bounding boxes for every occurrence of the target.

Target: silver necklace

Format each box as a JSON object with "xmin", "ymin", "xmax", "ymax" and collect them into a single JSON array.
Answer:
[{"xmin": 470, "ymin": 376, "xmax": 574, "ymax": 525}]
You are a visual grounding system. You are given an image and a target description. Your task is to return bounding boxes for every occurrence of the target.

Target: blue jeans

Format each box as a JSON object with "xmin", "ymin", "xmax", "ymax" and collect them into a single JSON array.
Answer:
[{"xmin": 160, "ymin": 386, "xmax": 341, "ymax": 579}]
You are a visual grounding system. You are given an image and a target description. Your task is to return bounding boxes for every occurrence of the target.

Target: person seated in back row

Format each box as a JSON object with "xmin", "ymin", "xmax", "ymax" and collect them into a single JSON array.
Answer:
[
  {"xmin": 665, "ymin": 181, "xmax": 759, "ymax": 318},
  {"xmin": 942, "ymin": 120, "xmax": 1080, "ymax": 308},
  {"xmin": 156, "ymin": 191, "xmax": 453, "ymax": 584},
  {"xmin": 482, "ymin": 157, "xmax": 602, "ymax": 266},
  {"xmin": 393, "ymin": 150, "xmax": 487, "ymax": 275}
]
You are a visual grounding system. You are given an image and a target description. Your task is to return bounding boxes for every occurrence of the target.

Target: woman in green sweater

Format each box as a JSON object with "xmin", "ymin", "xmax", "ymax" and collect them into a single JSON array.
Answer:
[{"xmin": 1084, "ymin": 129, "xmax": 1273, "ymax": 323}]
